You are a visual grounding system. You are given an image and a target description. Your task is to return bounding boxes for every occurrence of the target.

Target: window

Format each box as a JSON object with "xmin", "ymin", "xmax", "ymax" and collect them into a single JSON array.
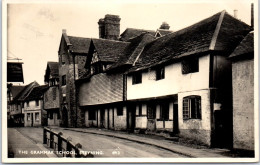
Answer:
[
  {"xmin": 117, "ymin": 106, "xmax": 123, "ymax": 116},
  {"xmin": 91, "ymin": 63, "xmax": 103, "ymax": 75},
  {"xmin": 182, "ymin": 57, "xmax": 199, "ymax": 74},
  {"xmin": 156, "ymin": 67, "xmax": 165, "ymax": 80},
  {"xmin": 36, "ymin": 100, "xmax": 39, "ymax": 106},
  {"xmin": 183, "ymin": 96, "xmax": 201, "ymax": 120},
  {"xmin": 132, "ymin": 72, "xmax": 142, "ymax": 85},
  {"xmin": 62, "ymin": 96, "xmax": 66, "ymax": 103},
  {"xmin": 62, "ymin": 75, "xmax": 66, "ymax": 86},
  {"xmin": 89, "ymin": 110, "xmax": 96, "ymax": 120},
  {"xmin": 159, "ymin": 103, "xmax": 169, "ymax": 120},
  {"xmin": 57, "ymin": 111, "xmax": 60, "ymax": 119},
  {"xmin": 35, "ymin": 112, "xmax": 40, "ymax": 120},
  {"xmin": 147, "ymin": 104, "xmax": 156, "ymax": 119},
  {"xmin": 61, "ymin": 54, "xmax": 66, "ymax": 65},
  {"xmin": 52, "ymin": 88, "xmax": 56, "ymax": 100},
  {"xmin": 26, "ymin": 101, "xmax": 29, "ymax": 107},
  {"xmin": 22, "ymin": 103, "xmax": 24, "ymax": 108},
  {"xmin": 27, "ymin": 113, "xmax": 31, "ymax": 121}
]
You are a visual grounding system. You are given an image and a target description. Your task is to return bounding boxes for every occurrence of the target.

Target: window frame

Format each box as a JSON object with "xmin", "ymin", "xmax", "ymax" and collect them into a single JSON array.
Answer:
[
  {"xmin": 36, "ymin": 100, "xmax": 39, "ymax": 106},
  {"xmin": 156, "ymin": 66, "xmax": 165, "ymax": 80},
  {"xmin": 27, "ymin": 113, "xmax": 31, "ymax": 121},
  {"xmin": 181, "ymin": 57, "xmax": 199, "ymax": 74},
  {"xmin": 35, "ymin": 112, "xmax": 40, "ymax": 121},
  {"xmin": 183, "ymin": 95, "xmax": 201, "ymax": 120},
  {"xmin": 132, "ymin": 72, "xmax": 142, "ymax": 85}
]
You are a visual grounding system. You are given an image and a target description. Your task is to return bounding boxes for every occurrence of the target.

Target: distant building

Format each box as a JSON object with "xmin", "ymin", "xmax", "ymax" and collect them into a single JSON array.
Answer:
[
  {"xmin": 43, "ymin": 62, "xmax": 61, "ymax": 126},
  {"xmin": 23, "ymin": 85, "xmax": 48, "ymax": 127},
  {"xmin": 229, "ymin": 31, "xmax": 254, "ymax": 151}
]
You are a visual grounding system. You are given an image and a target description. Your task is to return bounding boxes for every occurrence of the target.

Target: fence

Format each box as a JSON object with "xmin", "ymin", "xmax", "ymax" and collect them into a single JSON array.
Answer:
[{"xmin": 43, "ymin": 127, "xmax": 93, "ymax": 158}]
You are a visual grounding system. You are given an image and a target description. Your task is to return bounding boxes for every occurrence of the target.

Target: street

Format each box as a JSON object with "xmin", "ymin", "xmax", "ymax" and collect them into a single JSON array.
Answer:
[{"xmin": 8, "ymin": 127, "xmax": 187, "ymax": 158}]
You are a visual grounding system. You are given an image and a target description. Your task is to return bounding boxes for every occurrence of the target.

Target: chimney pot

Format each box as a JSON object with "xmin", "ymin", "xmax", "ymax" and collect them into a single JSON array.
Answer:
[
  {"xmin": 234, "ymin": 9, "xmax": 238, "ymax": 19},
  {"xmin": 62, "ymin": 29, "xmax": 67, "ymax": 34},
  {"xmin": 159, "ymin": 22, "xmax": 170, "ymax": 30}
]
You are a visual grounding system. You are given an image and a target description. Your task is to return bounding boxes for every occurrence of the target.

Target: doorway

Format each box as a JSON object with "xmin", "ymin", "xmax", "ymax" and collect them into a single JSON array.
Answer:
[
  {"xmin": 127, "ymin": 104, "xmax": 136, "ymax": 131},
  {"xmin": 173, "ymin": 104, "xmax": 179, "ymax": 134},
  {"xmin": 31, "ymin": 113, "xmax": 34, "ymax": 127}
]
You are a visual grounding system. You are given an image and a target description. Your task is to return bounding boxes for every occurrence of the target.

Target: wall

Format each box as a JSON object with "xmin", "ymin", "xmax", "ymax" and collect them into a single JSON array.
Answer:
[
  {"xmin": 44, "ymin": 86, "xmax": 59, "ymax": 109},
  {"xmin": 232, "ymin": 59, "xmax": 254, "ymax": 150},
  {"xmin": 178, "ymin": 89, "xmax": 211, "ymax": 146},
  {"xmin": 79, "ymin": 73, "xmax": 123, "ymax": 106},
  {"xmin": 114, "ymin": 106, "xmax": 127, "ymax": 130},
  {"xmin": 127, "ymin": 55, "xmax": 210, "ymax": 100}
]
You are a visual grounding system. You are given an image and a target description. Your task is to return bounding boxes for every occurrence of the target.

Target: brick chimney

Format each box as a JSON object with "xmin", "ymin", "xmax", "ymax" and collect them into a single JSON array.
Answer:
[
  {"xmin": 159, "ymin": 22, "xmax": 170, "ymax": 30},
  {"xmin": 98, "ymin": 14, "xmax": 121, "ymax": 40},
  {"xmin": 233, "ymin": 9, "xmax": 238, "ymax": 19}
]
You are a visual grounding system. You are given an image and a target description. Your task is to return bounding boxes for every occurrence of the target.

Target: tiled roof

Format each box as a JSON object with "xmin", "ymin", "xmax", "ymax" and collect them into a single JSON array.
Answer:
[
  {"xmin": 68, "ymin": 36, "xmax": 91, "ymax": 54},
  {"xmin": 9, "ymin": 86, "xmax": 25, "ymax": 98},
  {"xmin": 128, "ymin": 11, "xmax": 251, "ymax": 72},
  {"xmin": 229, "ymin": 31, "xmax": 254, "ymax": 59},
  {"xmin": 107, "ymin": 33, "xmax": 156, "ymax": 71},
  {"xmin": 10, "ymin": 81, "xmax": 39, "ymax": 103},
  {"xmin": 120, "ymin": 28, "xmax": 156, "ymax": 41},
  {"xmin": 23, "ymin": 85, "xmax": 49, "ymax": 101},
  {"xmin": 92, "ymin": 38, "xmax": 130, "ymax": 62},
  {"xmin": 48, "ymin": 62, "xmax": 59, "ymax": 77}
]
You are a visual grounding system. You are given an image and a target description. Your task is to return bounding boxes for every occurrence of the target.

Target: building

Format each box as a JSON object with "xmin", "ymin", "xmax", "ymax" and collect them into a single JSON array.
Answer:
[
  {"xmin": 23, "ymin": 85, "xmax": 48, "ymax": 127},
  {"xmin": 9, "ymin": 81, "xmax": 39, "ymax": 127},
  {"xmin": 126, "ymin": 10, "xmax": 251, "ymax": 147},
  {"xmin": 229, "ymin": 31, "xmax": 254, "ymax": 151},
  {"xmin": 44, "ymin": 62, "xmax": 61, "ymax": 126}
]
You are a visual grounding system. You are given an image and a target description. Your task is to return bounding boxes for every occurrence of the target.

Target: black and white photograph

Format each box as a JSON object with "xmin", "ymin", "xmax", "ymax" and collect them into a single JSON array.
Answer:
[{"xmin": 2, "ymin": 0, "xmax": 258, "ymax": 163}]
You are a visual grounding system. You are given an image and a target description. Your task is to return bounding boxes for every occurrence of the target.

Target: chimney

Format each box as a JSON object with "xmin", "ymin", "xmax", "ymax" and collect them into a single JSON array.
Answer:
[
  {"xmin": 234, "ymin": 9, "xmax": 238, "ymax": 19},
  {"xmin": 159, "ymin": 22, "xmax": 170, "ymax": 30},
  {"xmin": 98, "ymin": 14, "xmax": 121, "ymax": 40},
  {"xmin": 251, "ymin": 3, "xmax": 254, "ymax": 29},
  {"xmin": 62, "ymin": 29, "xmax": 67, "ymax": 34}
]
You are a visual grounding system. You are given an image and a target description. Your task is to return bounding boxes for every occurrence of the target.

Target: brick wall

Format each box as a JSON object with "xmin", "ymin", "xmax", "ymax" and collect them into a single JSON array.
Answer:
[{"xmin": 232, "ymin": 59, "xmax": 254, "ymax": 150}]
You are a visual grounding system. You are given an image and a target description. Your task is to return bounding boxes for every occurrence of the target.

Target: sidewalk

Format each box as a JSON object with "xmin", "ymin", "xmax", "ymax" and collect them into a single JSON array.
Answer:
[
  {"xmin": 50, "ymin": 127, "xmax": 231, "ymax": 158},
  {"xmin": 8, "ymin": 128, "xmax": 57, "ymax": 158}
]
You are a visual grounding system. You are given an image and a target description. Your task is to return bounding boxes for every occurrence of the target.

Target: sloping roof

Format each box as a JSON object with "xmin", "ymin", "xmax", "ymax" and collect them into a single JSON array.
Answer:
[
  {"xmin": 48, "ymin": 62, "xmax": 59, "ymax": 77},
  {"xmin": 23, "ymin": 85, "xmax": 49, "ymax": 101},
  {"xmin": 229, "ymin": 31, "xmax": 254, "ymax": 59},
  {"xmin": 128, "ymin": 11, "xmax": 251, "ymax": 72},
  {"xmin": 92, "ymin": 38, "xmax": 130, "ymax": 62},
  {"xmin": 10, "ymin": 81, "xmax": 39, "ymax": 103},
  {"xmin": 9, "ymin": 85, "xmax": 25, "ymax": 98},
  {"xmin": 68, "ymin": 36, "xmax": 91, "ymax": 54},
  {"xmin": 120, "ymin": 28, "xmax": 156, "ymax": 41},
  {"xmin": 107, "ymin": 33, "xmax": 156, "ymax": 71}
]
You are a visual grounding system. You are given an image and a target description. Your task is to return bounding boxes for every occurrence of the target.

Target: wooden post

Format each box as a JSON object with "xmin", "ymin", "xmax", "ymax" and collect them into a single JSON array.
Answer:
[
  {"xmin": 58, "ymin": 132, "xmax": 63, "ymax": 152},
  {"xmin": 43, "ymin": 128, "xmax": 47, "ymax": 144},
  {"xmin": 50, "ymin": 132, "xmax": 54, "ymax": 148}
]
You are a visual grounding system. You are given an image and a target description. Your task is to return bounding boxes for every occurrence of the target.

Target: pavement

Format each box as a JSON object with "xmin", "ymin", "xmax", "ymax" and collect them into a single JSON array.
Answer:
[
  {"xmin": 49, "ymin": 127, "xmax": 232, "ymax": 158},
  {"xmin": 8, "ymin": 128, "xmax": 57, "ymax": 158}
]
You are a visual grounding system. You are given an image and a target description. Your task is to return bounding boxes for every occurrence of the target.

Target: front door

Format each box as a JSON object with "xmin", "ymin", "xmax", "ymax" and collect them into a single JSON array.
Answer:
[
  {"xmin": 127, "ymin": 104, "xmax": 136, "ymax": 131},
  {"xmin": 31, "ymin": 113, "xmax": 33, "ymax": 127},
  {"xmin": 147, "ymin": 103, "xmax": 156, "ymax": 131},
  {"xmin": 173, "ymin": 104, "xmax": 179, "ymax": 134}
]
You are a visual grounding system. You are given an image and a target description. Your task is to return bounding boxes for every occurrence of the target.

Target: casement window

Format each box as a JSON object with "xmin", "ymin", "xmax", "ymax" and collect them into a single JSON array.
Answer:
[
  {"xmin": 132, "ymin": 72, "xmax": 142, "ymax": 85},
  {"xmin": 117, "ymin": 106, "xmax": 123, "ymax": 116},
  {"xmin": 89, "ymin": 110, "xmax": 96, "ymax": 120},
  {"xmin": 147, "ymin": 104, "xmax": 156, "ymax": 119},
  {"xmin": 35, "ymin": 112, "xmax": 40, "ymax": 121},
  {"xmin": 183, "ymin": 96, "xmax": 201, "ymax": 120},
  {"xmin": 27, "ymin": 113, "xmax": 31, "ymax": 121},
  {"xmin": 36, "ymin": 100, "xmax": 39, "ymax": 106},
  {"xmin": 156, "ymin": 67, "xmax": 165, "ymax": 80},
  {"xmin": 62, "ymin": 75, "xmax": 66, "ymax": 86},
  {"xmin": 159, "ymin": 103, "xmax": 169, "ymax": 120},
  {"xmin": 182, "ymin": 57, "xmax": 199, "ymax": 74}
]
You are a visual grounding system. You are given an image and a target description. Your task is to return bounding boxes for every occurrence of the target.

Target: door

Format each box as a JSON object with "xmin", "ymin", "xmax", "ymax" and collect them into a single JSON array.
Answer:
[
  {"xmin": 31, "ymin": 113, "xmax": 33, "ymax": 127},
  {"xmin": 127, "ymin": 104, "xmax": 136, "ymax": 131},
  {"xmin": 173, "ymin": 104, "xmax": 179, "ymax": 134},
  {"xmin": 147, "ymin": 103, "xmax": 156, "ymax": 131},
  {"xmin": 62, "ymin": 107, "xmax": 68, "ymax": 127},
  {"xmin": 100, "ymin": 109, "xmax": 105, "ymax": 128}
]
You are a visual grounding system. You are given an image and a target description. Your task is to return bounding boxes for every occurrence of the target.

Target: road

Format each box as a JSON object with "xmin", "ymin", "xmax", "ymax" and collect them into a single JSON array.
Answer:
[{"xmin": 10, "ymin": 127, "xmax": 187, "ymax": 158}]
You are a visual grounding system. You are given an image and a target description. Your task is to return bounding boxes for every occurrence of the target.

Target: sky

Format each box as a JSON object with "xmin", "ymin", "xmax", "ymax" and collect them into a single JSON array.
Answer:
[{"xmin": 6, "ymin": 0, "xmax": 255, "ymax": 85}]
